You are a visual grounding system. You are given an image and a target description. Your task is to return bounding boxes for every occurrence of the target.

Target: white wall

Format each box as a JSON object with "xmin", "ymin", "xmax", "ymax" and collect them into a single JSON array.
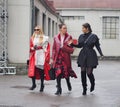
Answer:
[
  {"xmin": 7, "ymin": 0, "xmax": 61, "ymax": 63},
  {"xmin": 34, "ymin": 0, "xmax": 61, "ymax": 55},
  {"xmin": 8, "ymin": 0, "xmax": 31, "ymax": 63},
  {"xmin": 34, "ymin": 0, "xmax": 60, "ymax": 37},
  {"xmin": 60, "ymin": 9, "xmax": 120, "ymax": 56}
]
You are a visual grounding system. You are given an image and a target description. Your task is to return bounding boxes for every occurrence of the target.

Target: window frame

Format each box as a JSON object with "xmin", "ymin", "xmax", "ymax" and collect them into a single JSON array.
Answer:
[{"xmin": 102, "ymin": 16, "xmax": 119, "ymax": 39}]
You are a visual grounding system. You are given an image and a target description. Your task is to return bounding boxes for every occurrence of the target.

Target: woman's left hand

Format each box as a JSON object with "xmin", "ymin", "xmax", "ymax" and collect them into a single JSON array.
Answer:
[{"xmin": 67, "ymin": 39, "xmax": 73, "ymax": 45}]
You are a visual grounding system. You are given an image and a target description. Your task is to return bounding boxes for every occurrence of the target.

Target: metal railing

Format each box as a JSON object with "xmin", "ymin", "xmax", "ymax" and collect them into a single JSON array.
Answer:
[{"xmin": 0, "ymin": 0, "xmax": 16, "ymax": 75}]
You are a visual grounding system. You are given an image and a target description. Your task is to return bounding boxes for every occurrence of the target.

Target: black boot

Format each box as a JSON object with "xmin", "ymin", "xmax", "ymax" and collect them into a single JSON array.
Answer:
[
  {"xmin": 29, "ymin": 77, "xmax": 36, "ymax": 90},
  {"xmin": 81, "ymin": 71, "xmax": 87, "ymax": 95},
  {"xmin": 39, "ymin": 78, "xmax": 44, "ymax": 92},
  {"xmin": 40, "ymin": 84, "xmax": 44, "ymax": 92},
  {"xmin": 82, "ymin": 87, "xmax": 87, "ymax": 95},
  {"xmin": 39, "ymin": 69, "xmax": 44, "ymax": 92},
  {"xmin": 88, "ymin": 73, "xmax": 95, "ymax": 92},
  {"xmin": 55, "ymin": 75, "xmax": 62, "ymax": 95},
  {"xmin": 55, "ymin": 85, "xmax": 62, "ymax": 95},
  {"xmin": 29, "ymin": 85, "xmax": 36, "ymax": 90},
  {"xmin": 66, "ymin": 78, "xmax": 72, "ymax": 91}
]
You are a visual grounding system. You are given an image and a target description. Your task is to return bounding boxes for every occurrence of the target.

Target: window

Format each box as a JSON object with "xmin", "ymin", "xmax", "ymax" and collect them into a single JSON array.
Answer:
[
  {"xmin": 42, "ymin": 13, "xmax": 46, "ymax": 34},
  {"xmin": 35, "ymin": 7, "xmax": 39, "ymax": 26},
  {"xmin": 52, "ymin": 21, "xmax": 54, "ymax": 37},
  {"xmin": 56, "ymin": 23, "xmax": 58, "ymax": 34},
  {"xmin": 102, "ymin": 17, "xmax": 119, "ymax": 39},
  {"xmin": 48, "ymin": 18, "xmax": 51, "ymax": 36},
  {"xmin": 63, "ymin": 16, "xmax": 85, "ymax": 20}
]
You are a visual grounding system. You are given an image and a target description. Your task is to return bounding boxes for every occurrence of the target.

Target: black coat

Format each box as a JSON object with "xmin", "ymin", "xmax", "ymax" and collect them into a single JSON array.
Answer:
[{"xmin": 72, "ymin": 32, "xmax": 103, "ymax": 68}]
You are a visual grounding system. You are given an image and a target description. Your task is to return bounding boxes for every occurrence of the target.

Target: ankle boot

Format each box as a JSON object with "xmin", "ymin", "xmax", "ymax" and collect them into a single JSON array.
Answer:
[
  {"xmin": 29, "ymin": 77, "xmax": 36, "ymax": 90},
  {"xmin": 29, "ymin": 84, "xmax": 36, "ymax": 90},
  {"xmin": 55, "ymin": 87, "xmax": 62, "ymax": 95}
]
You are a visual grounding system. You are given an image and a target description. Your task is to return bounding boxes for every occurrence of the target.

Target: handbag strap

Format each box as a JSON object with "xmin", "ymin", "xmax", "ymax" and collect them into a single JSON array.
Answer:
[{"xmin": 84, "ymin": 33, "xmax": 93, "ymax": 44}]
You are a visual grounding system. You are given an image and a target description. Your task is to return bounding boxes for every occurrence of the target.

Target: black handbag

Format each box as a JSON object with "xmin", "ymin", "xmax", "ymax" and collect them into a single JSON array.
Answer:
[
  {"xmin": 27, "ymin": 59, "xmax": 29, "ymax": 66},
  {"xmin": 49, "ymin": 67, "xmax": 56, "ymax": 80}
]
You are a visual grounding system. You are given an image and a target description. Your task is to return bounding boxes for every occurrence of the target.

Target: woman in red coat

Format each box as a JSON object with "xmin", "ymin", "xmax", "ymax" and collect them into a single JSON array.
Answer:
[
  {"xmin": 28, "ymin": 26, "xmax": 50, "ymax": 92},
  {"xmin": 52, "ymin": 24, "xmax": 77, "ymax": 95}
]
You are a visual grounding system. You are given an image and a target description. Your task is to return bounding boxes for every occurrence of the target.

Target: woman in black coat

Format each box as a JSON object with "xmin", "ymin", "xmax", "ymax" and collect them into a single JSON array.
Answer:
[{"xmin": 69, "ymin": 23, "xmax": 104, "ymax": 95}]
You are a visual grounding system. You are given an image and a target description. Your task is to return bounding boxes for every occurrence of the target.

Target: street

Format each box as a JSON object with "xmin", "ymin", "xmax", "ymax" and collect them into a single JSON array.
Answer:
[{"xmin": 0, "ymin": 60, "xmax": 120, "ymax": 107}]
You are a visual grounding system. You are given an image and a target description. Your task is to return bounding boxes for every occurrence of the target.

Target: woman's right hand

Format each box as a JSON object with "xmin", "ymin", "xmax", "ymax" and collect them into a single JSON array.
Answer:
[
  {"xmin": 34, "ymin": 45, "xmax": 38, "ymax": 50},
  {"xmin": 99, "ymin": 55, "xmax": 104, "ymax": 60}
]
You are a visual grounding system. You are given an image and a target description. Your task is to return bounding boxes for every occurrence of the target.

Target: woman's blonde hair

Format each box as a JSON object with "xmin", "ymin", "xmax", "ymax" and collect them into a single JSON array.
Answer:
[{"xmin": 32, "ymin": 25, "xmax": 44, "ymax": 38}]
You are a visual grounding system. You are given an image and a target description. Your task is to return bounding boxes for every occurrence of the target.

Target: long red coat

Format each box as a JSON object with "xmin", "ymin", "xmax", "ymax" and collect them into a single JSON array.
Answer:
[
  {"xmin": 28, "ymin": 36, "xmax": 50, "ymax": 80},
  {"xmin": 52, "ymin": 33, "xmax": 77, "ymax": 78}
]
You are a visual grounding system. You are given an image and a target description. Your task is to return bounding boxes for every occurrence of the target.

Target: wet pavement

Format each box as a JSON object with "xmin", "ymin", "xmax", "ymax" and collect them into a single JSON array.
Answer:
[{"xmin": 0, "ymin": 60, "xmax": 120, "ymax": 107}]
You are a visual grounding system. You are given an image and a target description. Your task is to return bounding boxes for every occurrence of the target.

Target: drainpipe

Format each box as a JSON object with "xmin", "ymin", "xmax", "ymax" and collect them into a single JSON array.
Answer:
[{"xmin": 30, "ymin": 0, "xmax": 35, "ymax": 35}]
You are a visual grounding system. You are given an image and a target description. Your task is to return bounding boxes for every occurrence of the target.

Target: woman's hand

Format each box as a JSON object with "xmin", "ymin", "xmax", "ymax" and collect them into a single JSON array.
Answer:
[
  {"xmin": 99, "ymin": 55, "xmax": 104, "ymax": 60},
  {"xmin": 50, "ymin": 59, "xmax": 55, "ymax": 68},
  {"xmin": 34, "ymin": 45, "xmax": 43, "ymax": 50},
  {"xmin": 67, "ymin": 39, "xmax": 73, "ymax": 45},
  {"xmin": 50, "ymin": 59, "xmax": 54, "ymax": 65},
  {"xmin": 34, "ymin": 45, "xmax": 38, "ymax": 50}
]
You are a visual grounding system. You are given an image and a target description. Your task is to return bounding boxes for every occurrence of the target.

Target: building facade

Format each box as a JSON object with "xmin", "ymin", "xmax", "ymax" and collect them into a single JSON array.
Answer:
[
  {"xmin": 52, "ymin": 0, "xmax": 120, "ymax": 57},
  {"xmin": 7, "ymin": 0, "xmax": 62, "ymax": 64}
]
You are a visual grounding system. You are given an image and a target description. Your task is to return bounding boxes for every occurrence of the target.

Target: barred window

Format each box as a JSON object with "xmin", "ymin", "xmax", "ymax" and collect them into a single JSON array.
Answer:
[
  {"xmin": 63, "ymin": 16, "xmax": 85, "ymax": 20},
  {"xmin": 103, "ymin": 17, "xmax": 119, "ymax": 39}
]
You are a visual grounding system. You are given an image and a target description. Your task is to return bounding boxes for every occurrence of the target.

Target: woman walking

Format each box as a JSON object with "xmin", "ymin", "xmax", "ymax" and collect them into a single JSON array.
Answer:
[
  {"xmin": 70, "ymin": 23, "xmax": 103, "ymax": 95},
  {"xmin": 52, "ymin": 24, "xmax": 77, "ymax": 95},
  {"xmin": 28, "ymin": 26, "xmax": 50, "ymax": 92}
]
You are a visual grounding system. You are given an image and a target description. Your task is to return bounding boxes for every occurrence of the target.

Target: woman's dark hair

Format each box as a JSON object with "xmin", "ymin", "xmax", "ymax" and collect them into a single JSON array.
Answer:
[
  {"xmin": 59, "ymin": 23, "xmax": 66, "ymax": 29},
  {"xmin": 82, "ymin": 23, "xmax": 92, "ymax": 33}
]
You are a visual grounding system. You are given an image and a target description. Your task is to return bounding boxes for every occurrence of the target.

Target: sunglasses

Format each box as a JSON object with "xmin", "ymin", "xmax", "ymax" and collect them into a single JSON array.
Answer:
[{"xmin": 34, "ymin": 29, "xmax": 40, "ymax": 31}]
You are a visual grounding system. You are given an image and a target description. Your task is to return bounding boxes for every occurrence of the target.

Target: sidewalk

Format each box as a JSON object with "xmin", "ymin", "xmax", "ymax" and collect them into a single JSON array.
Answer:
[{"xmin": 0, "ymin": 60, "xmax": 120, "ymax": 107}]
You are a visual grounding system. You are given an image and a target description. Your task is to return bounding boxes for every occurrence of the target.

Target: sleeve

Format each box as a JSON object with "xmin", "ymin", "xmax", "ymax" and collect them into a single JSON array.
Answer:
[
  {"xmin": 30, "ymin": 37, "xmax": 35, "ymax": 53},
  {"xmin": 60, "ymin": 35, "xmax": 74, "ymax": 54},
  {"xmin": 95, "ymin": 36, "xmax": 103, "ymax": 56},
  {"xmin": 62, "ymin": 44, "xmax": 74, "ymax": 54},
  {"xmin": 45, "ymin": 43, "xmax": 50, "ymax": 63},
  {"xmin": 71, "ymin": 35, "xmax": 83, "ymax": 48}
]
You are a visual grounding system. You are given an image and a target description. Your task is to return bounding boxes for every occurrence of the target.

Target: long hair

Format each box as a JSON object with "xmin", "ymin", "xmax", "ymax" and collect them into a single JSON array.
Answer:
[
  {"xmin": 82, "ymin": 23, "xmax": 92, "ymax": 33},
  {"xmin": 32, "ymin": 25, "xmax": 44, "ymax": 38},
  {"xmin": 32, "ymin": 26, "xmax": 44, "ymax": 44}
]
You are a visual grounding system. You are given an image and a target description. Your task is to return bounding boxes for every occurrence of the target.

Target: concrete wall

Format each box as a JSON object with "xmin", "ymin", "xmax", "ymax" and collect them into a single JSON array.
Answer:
[
  {"xmin": 7, "ymin": 0, "xmax": 61, "ymax": 64},
  {"xmin": 8, "ymin": 0, "xmax": 31, "ymax": 63},
  {"xmin": 59, "ymin": 9, "xmax": 120, "ymax": 56},
  {"xmin": 35, "ymin": 0, "xmax": 60, "ymax": 37},
  {"xmin": 34, "ymin": 0, "xmax": 61, "ymax": 56}
]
